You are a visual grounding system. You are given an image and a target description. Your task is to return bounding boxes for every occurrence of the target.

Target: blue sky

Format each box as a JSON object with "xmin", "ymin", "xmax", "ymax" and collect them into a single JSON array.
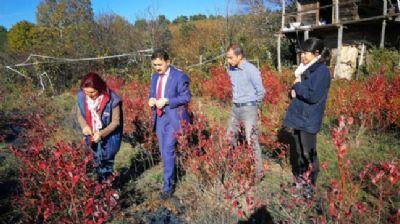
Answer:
[{"xmin": 0, "ymin": 0, "xmax": 229, "ymax": 30}]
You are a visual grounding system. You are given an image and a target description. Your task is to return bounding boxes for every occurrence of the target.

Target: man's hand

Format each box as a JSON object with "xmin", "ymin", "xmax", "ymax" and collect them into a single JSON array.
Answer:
[
  {"xmin": 156, "ymin": 98, "xmax": 169, "ymax": 109},
  {"xmin": 256, "ymin": 102, "xmax": 262, "ymax": 119},
  {"xmin": 93, "ymin": 131, "xmax": 101, "ymax": 143},
  {"xmin": 148, "ymin": 98, "xmax": 157, "ymax": 107},
  {"xmin": 82, "ymin": 126, "xmax": 92, "ymax": 136}
]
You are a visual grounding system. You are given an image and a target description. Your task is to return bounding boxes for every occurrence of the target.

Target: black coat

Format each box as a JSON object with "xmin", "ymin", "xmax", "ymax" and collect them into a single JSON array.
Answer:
[{"xmin": 283, "ymin": 62, "xmax": 331, "ymax": 134}]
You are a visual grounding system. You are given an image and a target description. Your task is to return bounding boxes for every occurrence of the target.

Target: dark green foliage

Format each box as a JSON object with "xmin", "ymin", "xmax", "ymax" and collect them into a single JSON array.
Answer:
[
  {"xmin": 362, "ymin": 48, "xmax": 400, "ymax": 79},
  {"xmin": 179, "ymin": 22, "xmax": 197, "ymax": 38},
  {"xmin": 0, "ymin": 26, "xmax": 7, "ymax": 52},
  {"xmin": 172, "ymin": 15, "xmax": 189, "ymax": 24},
  {"xmin": 7, "ymin": 21, "xmax": 35, "ymax": 53},
  {"xmin": 190, "ymin": 14, "xmax": 207, "ymax": 21}
]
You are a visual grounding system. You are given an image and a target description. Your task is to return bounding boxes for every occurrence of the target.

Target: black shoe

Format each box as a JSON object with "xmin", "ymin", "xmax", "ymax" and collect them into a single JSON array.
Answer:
[{"xmin": 160, "ymin": 190, "xmax": 173, "ymax": 200}]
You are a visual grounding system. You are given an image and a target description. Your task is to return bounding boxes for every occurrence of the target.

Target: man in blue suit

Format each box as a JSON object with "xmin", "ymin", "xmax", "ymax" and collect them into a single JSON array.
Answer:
[{"xmin": 148, "ymin": 49, "xmax": 191, "ymax": 200}]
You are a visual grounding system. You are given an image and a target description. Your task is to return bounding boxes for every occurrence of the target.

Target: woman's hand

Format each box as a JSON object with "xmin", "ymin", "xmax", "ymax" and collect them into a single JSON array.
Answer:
[
  {"xmin": 93, "ymin": 131, "xmax": 101, "ymax": 143},
  {"xmin": 293, "ymin": 76, "xmax": 301, "ymax": 84},
  {"xmin": 148, "ymin": 98, "xmax": 156, "ymax": 107},
  {"xmin": 82, "ymin": 126, "xmax": 92, "ymax": 136},
  {"xmin": 291, "ymin": 89, "xmax": 297, "ymax": 98}
]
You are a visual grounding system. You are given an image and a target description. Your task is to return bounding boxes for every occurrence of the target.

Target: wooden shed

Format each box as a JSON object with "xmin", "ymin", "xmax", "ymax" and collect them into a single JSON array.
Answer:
[{"xmin": 277, "ymin": 0, "xmax": 400, "ymax": 79}]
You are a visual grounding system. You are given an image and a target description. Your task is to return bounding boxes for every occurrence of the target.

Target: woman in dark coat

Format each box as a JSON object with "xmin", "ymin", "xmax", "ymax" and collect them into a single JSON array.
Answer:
[{"xmin": 283, "ymin": 38, "xmax": 331, "ymax": 196}]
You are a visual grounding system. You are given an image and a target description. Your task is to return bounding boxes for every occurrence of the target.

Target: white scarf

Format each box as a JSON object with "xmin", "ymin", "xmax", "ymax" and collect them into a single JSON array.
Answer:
[
  {"xmin": 294, "ymin": 55, "xmax": 321, "ymax": 78},
  {"xmin": 86, "ymin": 94, "xmax": 104, "ymax": 132}
]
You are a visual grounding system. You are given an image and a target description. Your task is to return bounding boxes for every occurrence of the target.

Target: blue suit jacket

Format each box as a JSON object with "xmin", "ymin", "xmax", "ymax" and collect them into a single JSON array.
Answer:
[{"xmin": 149, "ymin": 66, "xmax": 192, "ymax": 132}]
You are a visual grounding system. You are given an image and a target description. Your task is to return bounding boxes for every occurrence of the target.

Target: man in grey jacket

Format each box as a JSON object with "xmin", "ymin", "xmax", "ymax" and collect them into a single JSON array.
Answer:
[{"xmin": 226, "ymin": 44, "xmax": 266, "ymax": 175}]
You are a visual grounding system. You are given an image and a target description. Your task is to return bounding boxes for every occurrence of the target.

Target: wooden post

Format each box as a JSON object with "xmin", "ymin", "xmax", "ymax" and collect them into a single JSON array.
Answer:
[
  {"xmin": 297, "ymin": 1, "xmax": 302, "ymax": 24},
  {"xmin": 359, "ymin": 42, "xmax": 365, "ymax": 67},
  {"xmin": 397, "ymin": 0, "xmax": 400, "ymax": 12},
  {"xmin": 380, "ymin": 0, "xmax": 387, "ymax": 48},
  {"xmin": 335, "ymin": 25, "xmax": 343, "ymax": 78},
  {"xmin": 332, "ymin": 1, "xmax": 335, "ymax": 23},
  {"xmin": 281, "ymin": 0, "xmax": 286, "ymax": 29},
  {"xmin": 383, "ymin": 0, "xmax": 388, "ymax": 16},
  {"xmin": 316, "ymin": 1, "xmax": 320, "ymax": 25},
  {"xmin": 256, "ymin": 58, "xmax": 260, "ymax": 70},
  {"xmin": 356, "ymin": 42, "xmax": 365, "ymax": 79},
  {"xmin": 380, "ymin": 20, "xmax": 387, "ymax": 48},
  {"xmin": 335, "ymin": 0, "xmax": 340, "ymax": 23},
  {"xmin": 278, "ymin": 34, "xmax": 282, "ymax": 72},
  {"xmin": 278, "ymin": 0, "xmax": 285, "ymax": 72},
  {"xmin": 304, "ymin": 30, "xmax": 309, "ymax": 40}
]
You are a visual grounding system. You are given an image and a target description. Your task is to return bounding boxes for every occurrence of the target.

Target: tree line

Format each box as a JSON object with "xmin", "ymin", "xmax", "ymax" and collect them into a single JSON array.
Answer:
[{"xmin": 0, "ymin": 0, "xmax": 287, "ymax": 91}]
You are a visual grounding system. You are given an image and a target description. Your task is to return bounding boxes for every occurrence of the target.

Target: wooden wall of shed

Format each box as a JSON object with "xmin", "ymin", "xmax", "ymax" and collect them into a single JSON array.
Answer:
[
  {"xmin": 283, "ymin": 20, "xmax": 400, "ymax": 78},
  {"xmin": 339, "ymin": 0, "xmax": 359, "ymax": 21},
  {"xmin": 358, "ymin": 0, "xmax": 384, "ymax": 18},
  {"xmin": 306, "ymin": 23, "xmax": 383, "ymax": 47},
  {"xmin": 297, "ymin": 1, "xmax": 319, "ymax": 25},
  {"xmin": 284, "ymin": 20, "xmax": 399, "ymax": 48},
  {"xmin": 294, "ymin": 0, "xmax": 390, "ymax": 24}
]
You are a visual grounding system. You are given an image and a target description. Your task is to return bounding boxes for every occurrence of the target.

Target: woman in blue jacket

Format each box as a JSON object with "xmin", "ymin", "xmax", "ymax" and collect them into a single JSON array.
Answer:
[
  {"xmin": 283, "ymin": 38, "xmax": 331, "ymax": 194},
  {"xmin": 76, "ymin": 72, "xmax": 123, "ymax": 182}
]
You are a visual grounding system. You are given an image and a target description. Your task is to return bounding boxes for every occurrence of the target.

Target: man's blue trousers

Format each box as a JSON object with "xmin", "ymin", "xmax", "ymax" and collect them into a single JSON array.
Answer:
[{"xmin": 155, "ymin": 115, "xmax": 177, "ymax": 192}]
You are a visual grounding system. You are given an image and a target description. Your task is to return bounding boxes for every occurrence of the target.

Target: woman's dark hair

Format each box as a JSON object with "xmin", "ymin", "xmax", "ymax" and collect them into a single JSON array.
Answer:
[
  {"xmin": 301, "ymin": 38, "xmax": 331, "ymax": 64},
  {"xmin": 151, "ymin": 48, "xmax": 169, "ymax": 61},
  {"xmin": 80, "ymin": 72, "xmax": 108, "ymax": 93}
]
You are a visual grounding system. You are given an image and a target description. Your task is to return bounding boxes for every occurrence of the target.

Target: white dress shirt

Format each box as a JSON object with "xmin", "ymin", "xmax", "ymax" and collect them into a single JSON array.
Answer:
[{"xmin": 156, "ymin": 67, "xmax": 170, "ymax": 98}]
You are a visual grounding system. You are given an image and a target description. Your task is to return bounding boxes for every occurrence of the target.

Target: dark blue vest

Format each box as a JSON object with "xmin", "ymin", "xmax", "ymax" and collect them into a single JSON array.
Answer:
[{"xmin": 77, "ymin": 90, "xmax": 123, "ymax": 160}]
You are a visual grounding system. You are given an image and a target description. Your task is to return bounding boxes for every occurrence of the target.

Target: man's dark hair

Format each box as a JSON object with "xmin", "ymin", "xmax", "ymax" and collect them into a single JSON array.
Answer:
[
  {"xmin": 151, "ymin": 48, "xmax": 170, "ymax": 61},
  {"xmin": 227, "ymin": 44, "xmax": 244, "ymax": 56}
]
